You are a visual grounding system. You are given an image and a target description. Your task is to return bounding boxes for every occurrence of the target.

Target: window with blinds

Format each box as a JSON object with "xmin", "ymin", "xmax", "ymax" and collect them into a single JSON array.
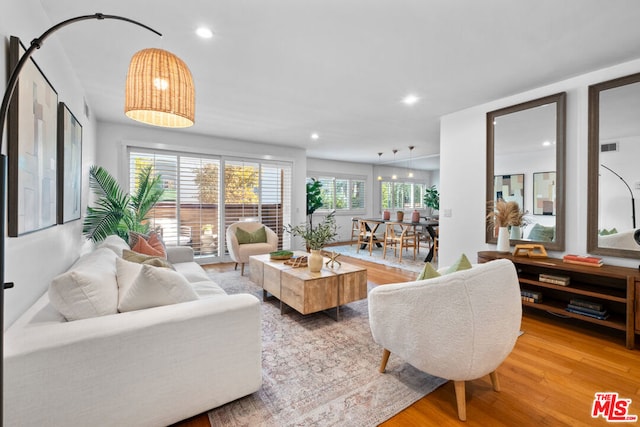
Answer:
[
  {"xmin": 129, "ymin": 149, "xmax": 291, "ymax": 258},
  {"xmin": 381, "ymin": 180, "xmax": 426, "ymax": 210},
  {"xmin": 311, "ymin": 175, "xmax": 366, "ymax": 212}
]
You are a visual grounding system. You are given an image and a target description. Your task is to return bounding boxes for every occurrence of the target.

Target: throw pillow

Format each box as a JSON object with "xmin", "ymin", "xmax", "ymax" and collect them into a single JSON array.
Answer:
[
  {"xmin": 118, "ymin": 261, "xmax": 199, "ymax": 313},
  {"xmin": 131, "ymin": 234, "xmax": 167, "ymax": 258},
  {"xmin": 235, "ymin": 226, "xmax": 267, "ymax": 244},
  {"xmin": 96, "ymin": 234, "xmax": 131, "ymax": 256},
  {"xmin": 122, "ymin": 249, "xmax": 174, "ymax": 269},
  {"xmin": 48, "ymin": 248, "xmax": 119, "ymax": 321},
  {"xmin": 416, "ymin": 262, "xmax": 440, "ymax": 280},
  {"xmin": 416, "ymin": 253, "xmax": 472, "ymax": 281},
  {"xmin": 527, "ymin": 223, "xmax": 555, "ymax": 242}
]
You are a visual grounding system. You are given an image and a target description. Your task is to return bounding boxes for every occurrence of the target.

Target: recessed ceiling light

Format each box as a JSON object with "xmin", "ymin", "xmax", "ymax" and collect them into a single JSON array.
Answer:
[
  {"xmin": 311, "ymin": 133, "xmax": 320, "ymax": 141},
  {"xmin": 542, "ymin": 140, "xmax": 552, "ymax": 146},
  {"xmin": 196, "ymin": 27, "xmax": 214, "ymax": 39},
  {"xmin": 402, "ymin": 94, "xmax": 420, "ymax": 106}
]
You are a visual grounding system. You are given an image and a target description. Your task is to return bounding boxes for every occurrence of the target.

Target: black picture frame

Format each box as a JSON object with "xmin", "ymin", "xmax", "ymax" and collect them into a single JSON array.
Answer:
[
  {"xmin": 7, "ymin": 36, "xmax": 59, "ymax": 236},
  {"xmin": 57, "ymin": 102, "xmax": 83, "ymax": 224}
]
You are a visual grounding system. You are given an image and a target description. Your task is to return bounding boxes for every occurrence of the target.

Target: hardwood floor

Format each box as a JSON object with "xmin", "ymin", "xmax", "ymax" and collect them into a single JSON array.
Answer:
[{"xmin": 174, "ymin": 255, "xmax": 640, "ymax": 427}]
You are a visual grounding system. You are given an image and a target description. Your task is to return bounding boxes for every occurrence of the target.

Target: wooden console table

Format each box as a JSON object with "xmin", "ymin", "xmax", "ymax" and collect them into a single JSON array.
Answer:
[{"xmin": 478, "ymin": 251, "xmax": 639, "ymax": 349}]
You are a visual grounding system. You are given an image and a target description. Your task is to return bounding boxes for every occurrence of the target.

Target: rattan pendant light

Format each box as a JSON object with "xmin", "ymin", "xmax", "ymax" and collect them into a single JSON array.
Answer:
[{"xmin": 125, "ymin": 48, "xmax": 195, "ymax": 128}]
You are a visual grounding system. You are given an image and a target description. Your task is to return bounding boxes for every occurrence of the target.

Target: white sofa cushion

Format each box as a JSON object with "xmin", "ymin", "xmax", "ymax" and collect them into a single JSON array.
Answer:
[
  {"xmin": 173, "ymin": 262, "xmax": 211, "ymax": 283},
  {"xmin": 96, "ymin": 234, "xmax": 131, "ymax": 256},
  {"xmin": 116, "ymin": 258, "xmax": 199, "ymax": 312},
  {"xmin": 48, "ymin": 248, "xmax": 119, "ymax": 321}
]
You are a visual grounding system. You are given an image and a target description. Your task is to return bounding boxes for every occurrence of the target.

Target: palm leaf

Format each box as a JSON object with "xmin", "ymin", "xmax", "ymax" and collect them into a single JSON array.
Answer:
[
  {"xmin": 83, "ymin": 166, "xmax": 131, "ymax": 242},
  {"xmin": 130, "ymin": 165, "xmax": 164, "ymax": 225}
]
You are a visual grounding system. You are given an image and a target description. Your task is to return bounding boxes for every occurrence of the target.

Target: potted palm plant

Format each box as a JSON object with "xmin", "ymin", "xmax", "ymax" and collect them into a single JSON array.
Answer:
[{"xmin": 83, "ymin": 165, "xmax": 164, "ymax": 242}]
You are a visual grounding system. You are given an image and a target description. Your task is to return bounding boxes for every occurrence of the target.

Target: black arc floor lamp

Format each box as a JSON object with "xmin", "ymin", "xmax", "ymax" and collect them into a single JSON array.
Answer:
[
  {"xmin": 601, "ymin": 164, "xmax": 636, "ymax": 229},
  {"xmin": 0, "ymin": 13, "xmax": 195, "ymax": 425}
]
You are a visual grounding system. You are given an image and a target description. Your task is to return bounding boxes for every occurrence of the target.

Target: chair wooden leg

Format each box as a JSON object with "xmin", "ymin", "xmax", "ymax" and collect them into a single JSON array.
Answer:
[
  {"xmin": 453, "ymin": 380, "xmax": 467, "ymax": 421},
  {"xmin": 379, "ymin": 349, "xmax": 391, "ymax": 373},
  {"xmin": 240, "ymin": 263, "xmax": 245, "ymax": 276},
  {"xmin": 489, "ymin": 371, "xmax": 501, "ymax": 392},
  {"xmin": 234, "ymin": 263, "xmax": 238, "ymax": 270}
]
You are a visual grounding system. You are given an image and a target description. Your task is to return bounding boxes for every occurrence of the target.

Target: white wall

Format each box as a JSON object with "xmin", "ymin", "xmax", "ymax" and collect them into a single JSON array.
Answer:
[
  {"xmin": 2, "ymin": 0, "xmax": 99, "ymax": 327},
  {"xmin": 440, "ymin": 57, "xmax": 640, "ymax": 269}
]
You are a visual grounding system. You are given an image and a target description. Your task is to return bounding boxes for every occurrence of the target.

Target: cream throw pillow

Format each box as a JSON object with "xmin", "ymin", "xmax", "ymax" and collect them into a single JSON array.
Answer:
[
  {"xmin": 48, "ymin": 248, "xmax": 119, "ymax": 321},
  {"xmin": 116, "ymin": 258, "xmax": 198, "ymax": 312}
]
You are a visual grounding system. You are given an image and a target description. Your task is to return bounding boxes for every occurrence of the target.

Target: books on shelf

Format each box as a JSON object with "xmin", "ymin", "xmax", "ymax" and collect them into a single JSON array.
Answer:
[
  {"xmin": 566, "ymin": 303, "xmax": 607, "ymax": 317},
  {"xmin": 539, "ymin": 273, "xmax": 570, "ymax": 286},
  {"xmin": 521, "ymin": 289, "xmax": 542, "ymax": 303},
  {"xmin": 562, "ymin": 254, "xmax": 603, "ymax": 267},
  {"xmin": 565, "ymin": 306, "xmax": 609, "ymax": 320},
  {"xmin": 569, "ymin": 298, "xmax": 604, "ymax": 311}
]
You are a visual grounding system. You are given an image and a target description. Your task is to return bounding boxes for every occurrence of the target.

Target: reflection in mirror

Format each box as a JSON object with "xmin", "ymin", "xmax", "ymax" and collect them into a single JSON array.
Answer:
[
  {"xmin": 588, "ymin": 72, "xmax": 640, "ymax": 258},
  {"xmin": 533, "ymin": 172, "xmax": 556, "ymax": 215},
  {"xmin": 494, "ymin": 174, "xmax": 524, "ymax": 208},
  {"xmin": 486, "ymin": 92, "xmax": 566, "ymax": 251}
]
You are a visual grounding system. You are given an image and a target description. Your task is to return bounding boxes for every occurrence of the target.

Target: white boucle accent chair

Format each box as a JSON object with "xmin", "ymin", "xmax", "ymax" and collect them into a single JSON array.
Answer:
[
  {"xmin": 226, "ymin": 221, "xmax": 278, "ymax": 275},
  {"xmin": 368, "ymin": 259, "xmax": 522, "ymax": 421}
]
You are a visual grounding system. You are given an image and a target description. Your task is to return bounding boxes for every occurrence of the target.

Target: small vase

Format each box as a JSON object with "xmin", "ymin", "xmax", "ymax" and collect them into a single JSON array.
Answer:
[
  {"xmin": 496, "ymin": 227, "xmax": 510, "ymax": 252},
  {"xmin": 396, "ymin": 211, "xmax": 404, "ymax": 222},
  {"xmin": 411, "ymin": 210, "xmax": 420, "ymax": 223},
  {"xmin": 509, "ymin": 225, "xmax": 521, "ymax": 240},
  {"xmin": 383, "ymin": 210, "xmax": 390, "ymax": 220},
  {"xmin": 309, "ymin": 249, "xmax": 323, "ymax": 272}
]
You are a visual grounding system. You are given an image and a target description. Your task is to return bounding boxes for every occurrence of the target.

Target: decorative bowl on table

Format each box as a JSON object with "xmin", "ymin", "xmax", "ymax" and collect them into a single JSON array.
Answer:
[{"xmin": 270, "ymin": 250, "xmax": 294, "ymax": 260}]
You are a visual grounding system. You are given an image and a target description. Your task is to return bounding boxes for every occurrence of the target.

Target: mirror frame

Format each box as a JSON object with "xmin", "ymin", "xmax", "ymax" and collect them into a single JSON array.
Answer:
[
  {"xmin": 486, "ymin": 92, "xmax": 566, "ymax": 251},
  {"xmin": 587, "ymin": 72, "xmax": 640, "ymax": 259}
]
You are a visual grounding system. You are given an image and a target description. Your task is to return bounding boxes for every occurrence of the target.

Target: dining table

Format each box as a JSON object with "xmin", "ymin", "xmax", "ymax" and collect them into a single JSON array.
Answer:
[{"xmin": 359, "ymin": 217, "xmax": 439, "ymax": 262}]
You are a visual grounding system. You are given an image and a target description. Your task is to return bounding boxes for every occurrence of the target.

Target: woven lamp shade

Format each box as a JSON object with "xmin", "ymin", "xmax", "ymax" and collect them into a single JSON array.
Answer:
[{"xmin": 125, "ymin": 48, "xmax": 195, "ymax": 128}]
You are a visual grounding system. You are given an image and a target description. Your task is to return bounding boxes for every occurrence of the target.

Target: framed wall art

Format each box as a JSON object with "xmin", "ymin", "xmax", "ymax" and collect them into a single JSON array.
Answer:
[
  {"xmin": 7, "ymin": 36, "xmax": 59, "ymax": 236},
  {"xmin": 493, "ymin": 174, "xmax": 524, "ymax": 209},
  {"xmin": 533, "ymin": 171, "xmax": 556, "ymax": 215},
  {"xmin": 57, "ymin": 102, "xmax": 83, "ymax": 224}
]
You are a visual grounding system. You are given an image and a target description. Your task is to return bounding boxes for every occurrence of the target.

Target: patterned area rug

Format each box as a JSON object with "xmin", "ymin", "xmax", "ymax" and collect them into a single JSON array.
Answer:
[
  {"xmin": 327, "ymin": 244, "xmax": 431, "ymax": 274},
  {"xmin": 207, "ymin": 270, "xmax": 446, "ymax": 426}
]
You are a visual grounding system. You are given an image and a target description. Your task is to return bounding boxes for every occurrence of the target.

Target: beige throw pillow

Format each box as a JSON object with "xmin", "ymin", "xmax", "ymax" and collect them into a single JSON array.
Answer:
[{"xmin": 116, "ymin": 258, "xmax": 198, "ymax": 313}]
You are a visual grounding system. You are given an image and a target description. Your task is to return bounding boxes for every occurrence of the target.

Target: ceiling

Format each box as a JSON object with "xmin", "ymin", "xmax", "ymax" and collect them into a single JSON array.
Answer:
[{"xmin": 37, "ymin": 0, "xmax": 640, "ymax": 171}]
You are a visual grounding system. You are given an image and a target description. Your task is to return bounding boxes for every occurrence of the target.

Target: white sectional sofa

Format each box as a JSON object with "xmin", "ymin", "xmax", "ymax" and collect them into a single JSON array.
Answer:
[{"xmin": 4, "ymin": 236, "xmax": 262, "ymax": 427}]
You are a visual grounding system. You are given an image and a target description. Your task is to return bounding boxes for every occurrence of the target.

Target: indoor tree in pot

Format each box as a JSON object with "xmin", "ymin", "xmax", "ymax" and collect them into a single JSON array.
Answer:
[
  {"xmin": 424, "ymin": 185, "xmax": 440, "ymax": 218},
  {"xmin": 83, "ymin": 165, "xmax": 164, "ymax": 242},
  {"xmin": 285, "ymin": 211, "xmax": 338, "ymax": 272}
]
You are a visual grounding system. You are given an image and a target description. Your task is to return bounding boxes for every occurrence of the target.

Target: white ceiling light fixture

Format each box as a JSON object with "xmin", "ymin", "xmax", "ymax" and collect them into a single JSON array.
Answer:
[
  {"xmin": 402, "ymin": 94, "xmax": 420, "ymax": 106},
  {"xmin": 311, "ymin": 132, "xmax": 319, "ymax": 141},
  {"xmin": 392, "ymin": 149, "xmax": 398, "ymax": 180},
  {"xmin": 377, "ymin": 152, "xmax": 383, "ymax": 181},
  {"xmin": 196, "ymin": 27, "xmax": 214, "ymax": 39},
  {"xmin": 408, "ymin": 145, "xmax": 414, "ymax": 178}
]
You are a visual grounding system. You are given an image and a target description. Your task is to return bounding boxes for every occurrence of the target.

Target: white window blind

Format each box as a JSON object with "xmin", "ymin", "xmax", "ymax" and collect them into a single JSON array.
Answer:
[
  {"xmin": 381, "ymin": 181, "xmax": 426, "ymax": 210},
  {"xmin": 129, "ymin": 149, "xmax": 292, "ymax": 258},
  {"xmin": 312, "ymin": 175, "xmax": 366, "ymax": 212}
]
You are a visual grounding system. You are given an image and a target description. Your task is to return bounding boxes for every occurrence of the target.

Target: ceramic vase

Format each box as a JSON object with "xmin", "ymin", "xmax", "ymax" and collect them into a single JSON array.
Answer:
[
  {"xmin": 411, "ymin": 210, "xmax": 420, "ymax": 223},
  {"xmin": 496, "ymin": 227, "xmax": 510, "ymax": 252},
  {"xmin": 509, "ymin": 225, "xmax": 522, "ymax": 239},
  {"xmin": 309, "ymin": 249, "xmax": 323, "ymax": 272},
  {"xmin": 396, "ymin": 211, "xmax": 404, "ymax": 222},
  {"xmin": 383, "ymin": 210, "xmax": 390, "ymax": 220}
]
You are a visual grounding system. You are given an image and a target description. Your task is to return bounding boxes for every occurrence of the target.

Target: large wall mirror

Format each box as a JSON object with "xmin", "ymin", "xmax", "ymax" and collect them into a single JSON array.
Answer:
[
  {"xmin": 486, "ymin": 92, "xmax": 566, "ymax": 251},
  {"xmin": 588, "ymin": 72, "xmax": 640, "ymax": 258}
]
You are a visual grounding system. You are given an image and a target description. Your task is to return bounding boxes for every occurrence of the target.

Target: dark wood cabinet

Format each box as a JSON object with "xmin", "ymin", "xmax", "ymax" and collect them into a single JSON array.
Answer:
[{"xmin": 478, "ymin": 251, "xmax": 639, "ymax": 349}]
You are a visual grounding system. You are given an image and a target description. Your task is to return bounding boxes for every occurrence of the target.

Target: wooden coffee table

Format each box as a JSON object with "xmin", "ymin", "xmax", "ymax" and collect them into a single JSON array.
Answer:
[{"xmin": 249, "ymin": 252, "xmax": 367, "ymax": 321}]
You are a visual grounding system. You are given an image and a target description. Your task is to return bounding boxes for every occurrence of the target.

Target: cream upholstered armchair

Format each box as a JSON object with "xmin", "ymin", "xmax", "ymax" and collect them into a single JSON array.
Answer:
[
  {"xmin": 368, "ymin": 259, "xmax": 521, "ymax": 421},
  {"xmin": 226, "ymin": 222, "xmax": 278, "ymax": 275}
]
